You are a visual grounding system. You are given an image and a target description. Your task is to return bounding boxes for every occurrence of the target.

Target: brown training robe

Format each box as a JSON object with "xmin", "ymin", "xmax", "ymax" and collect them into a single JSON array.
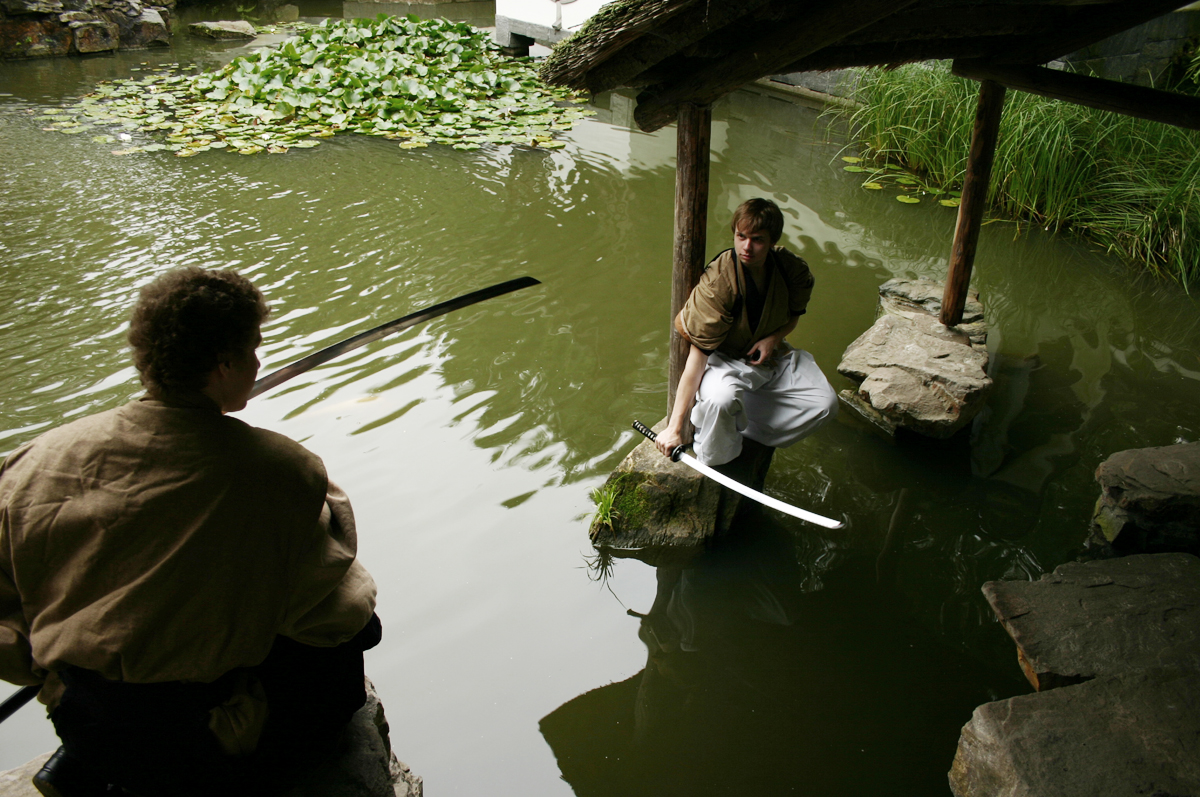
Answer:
[
  {"xmin": 0, "ymin": 395, "xmax": 376, "ymax": 750},
  {"xmin": 676, "ymin": 246, "xmax": 814, "ymax": 358}
]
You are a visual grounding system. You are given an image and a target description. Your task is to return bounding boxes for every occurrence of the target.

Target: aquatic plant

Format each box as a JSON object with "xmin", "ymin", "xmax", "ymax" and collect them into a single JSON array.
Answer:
[
  {"xmin": 40, "ymin": 15, "xmax": 591, "ymax": 156},
  {"xmin": 589, "ymin": 483, "xmax": 620, "ymax": 531},
  {"xmin": 831, "ymin": 62, "xmax": 1200, "ymax": 289}
]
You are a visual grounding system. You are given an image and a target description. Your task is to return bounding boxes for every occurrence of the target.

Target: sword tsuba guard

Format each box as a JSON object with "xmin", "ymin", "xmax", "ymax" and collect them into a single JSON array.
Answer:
[{"xmin": 669, "ymin": 446, "xmax": 684, "ymax": 462}]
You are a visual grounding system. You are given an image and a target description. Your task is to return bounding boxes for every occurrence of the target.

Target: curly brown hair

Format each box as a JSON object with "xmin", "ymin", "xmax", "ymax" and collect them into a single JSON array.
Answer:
[
  {"xmin": 128, "ymin": 267, "xmax": 269, "ymax": 394},
  {"xmin": 730, "ymin": 198, "xmax": 784, "ymax": 244}
]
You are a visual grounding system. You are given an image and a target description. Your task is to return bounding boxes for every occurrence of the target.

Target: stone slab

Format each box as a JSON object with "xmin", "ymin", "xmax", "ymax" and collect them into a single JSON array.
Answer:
[
  {"xmin": 838, "ymin": 313, "xmax": 991, "ymax": 439},
  {"xmin": 587, "ymin": 417, "xmax": 773, "ymax": 566},
  {"xmin": 983, "ymin": 553, "xmax": 1200, "ymax": 691},
  {"xmin": 188, "ymin": 19, "xmax": 257, "ymax": 39},
  {"xmin": 949, "ymin": 667, "xmax": 1200, "ymax": 797},
  {"xmin": 1089, "ymin": 441, "xmax": 1200, "ymax": 556}
]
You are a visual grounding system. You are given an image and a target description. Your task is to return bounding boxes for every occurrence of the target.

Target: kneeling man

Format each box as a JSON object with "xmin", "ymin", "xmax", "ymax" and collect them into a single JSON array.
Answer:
[{"xmin": 657, "ymin": 198, "xmax": 837, "ymax": 465}]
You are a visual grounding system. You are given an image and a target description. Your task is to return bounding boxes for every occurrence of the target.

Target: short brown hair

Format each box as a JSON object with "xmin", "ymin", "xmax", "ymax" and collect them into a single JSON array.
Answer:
[
  {"xmin": 128, "ymin": 267, "xmax": 269, "ymax": 394},
  {"xmin": 730, "ymin": 198, "xmax": 784, "ymax": 244}
]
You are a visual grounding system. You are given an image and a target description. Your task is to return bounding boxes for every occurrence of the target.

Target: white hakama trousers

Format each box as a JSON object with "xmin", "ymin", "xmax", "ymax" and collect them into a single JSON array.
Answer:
[{"xmin": 690, "ymin": 344, "xmax": 838, "ymax": 466}]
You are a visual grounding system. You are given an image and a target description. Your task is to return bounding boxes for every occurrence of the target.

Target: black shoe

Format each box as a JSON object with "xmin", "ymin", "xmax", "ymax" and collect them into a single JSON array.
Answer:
[{"xmin": 32, "ymin": 747, "xmax": 112, "ymax": 797}]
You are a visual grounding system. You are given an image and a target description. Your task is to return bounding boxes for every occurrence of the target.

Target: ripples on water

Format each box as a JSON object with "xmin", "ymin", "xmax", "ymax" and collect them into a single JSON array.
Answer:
[{"xmin": 4, "ymin": 31, "xmax": 1200, "ymax": 795}]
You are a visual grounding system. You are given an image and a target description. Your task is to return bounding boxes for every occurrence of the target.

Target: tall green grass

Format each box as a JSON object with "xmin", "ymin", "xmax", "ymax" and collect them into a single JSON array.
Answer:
[{"xmin": 834, "ymin": 62, "xmax": 1200, "ymax": 290}]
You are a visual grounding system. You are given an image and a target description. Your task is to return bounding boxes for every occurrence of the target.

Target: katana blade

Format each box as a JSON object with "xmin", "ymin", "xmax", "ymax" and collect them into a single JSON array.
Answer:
[
  {"xmin": 632, "ymin": 420, "xmax": 844, "ymax": 529},
  {"xmin": 251, "ymin": 276, "xmax": 541, "ymax": 399}
]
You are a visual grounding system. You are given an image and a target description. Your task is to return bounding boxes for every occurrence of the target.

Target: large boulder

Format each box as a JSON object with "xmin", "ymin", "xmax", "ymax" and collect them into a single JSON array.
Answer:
[
  {"xmin": 0, "ymin": 18, "xmax": 71, "ymax": 57},
  {"xmin": 1089, "ymin": 441, "xmax": 1200, "ymax": 556},
  {"xmin": 838, "ymin": 310, "xmax": 992, "ymax": 439},
  {"xmin": 949, "ymin": 667, "xmax": 1200, "ymax": 797},
  {"xmin": 837, "ymin": 277, "xmax": 991, "ymax": 439},
  {"xmin": 111, "ymin": 6, "xmax": 168, "ymax": 48},
  {"xmin": 950, "ymin": 554, "xmax": 1200, "ymax": 797},
  {"xmin": 69, "ymin": 19, "xmax": 118, "ymax": 52}
]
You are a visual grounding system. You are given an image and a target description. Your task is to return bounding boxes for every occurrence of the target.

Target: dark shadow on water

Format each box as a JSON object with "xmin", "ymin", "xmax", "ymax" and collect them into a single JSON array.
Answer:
[{"xmin": 547, "ymin": 512, "xmax": 1030, "ymax": 797}]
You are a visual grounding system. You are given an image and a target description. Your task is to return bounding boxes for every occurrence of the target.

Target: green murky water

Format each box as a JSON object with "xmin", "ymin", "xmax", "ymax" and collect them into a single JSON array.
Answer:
[{"xmin": 3, "ymin": 10, "xmax": 1200, "ymax": 794}]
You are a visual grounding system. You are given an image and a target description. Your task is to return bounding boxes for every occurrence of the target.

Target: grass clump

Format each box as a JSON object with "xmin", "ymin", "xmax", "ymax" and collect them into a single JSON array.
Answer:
[
  {"xmin": 590, "ymin": 483, "xmax": 621, "ymax": 530},
  {"xmin": 833, "ymin": 61, "xmax": 1200, "ymax": 289},
  {"xmin": 42, "ymin": 15, "xmax": 590, "ymax": 156}
]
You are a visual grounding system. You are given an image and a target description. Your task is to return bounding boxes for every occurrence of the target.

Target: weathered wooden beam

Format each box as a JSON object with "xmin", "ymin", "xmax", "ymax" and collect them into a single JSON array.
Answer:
[
  {"xmin": 582, "ymin": 0, "xmax": 776, "ymax": 96},
  {"xmin": 633, "ymin": 0, "xmax": 921, "ymax": 132},
  {"xmin": 954, "ymin": 60, "xmax": 1200, "ymax": 129},
  {"xmin": 941, "ymin": 79, "xmax": 1006, "ymax": 328},
  {"xmin": 669, "ymin": 103, "xmax": 712, "ymax": 416}
]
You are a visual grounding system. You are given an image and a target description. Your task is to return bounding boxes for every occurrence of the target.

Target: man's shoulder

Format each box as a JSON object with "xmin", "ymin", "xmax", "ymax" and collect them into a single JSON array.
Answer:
[{"xmin": 772, "ymin": 246, "xmax": 814, "ymax": 283}]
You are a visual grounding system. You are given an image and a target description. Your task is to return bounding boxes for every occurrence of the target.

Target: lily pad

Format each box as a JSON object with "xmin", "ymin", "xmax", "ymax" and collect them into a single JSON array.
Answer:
[
  {"xmin": 862, "ymin": 182, "xmax": 883, "ymax": 190},
  {"xmin": 939, "ymin": 198, "xmax": 961, "ymax": 207},
  {"xmin": 841, "ymin": 156, "xmax": 862, "ymax": 163},
  {"xmin": 896, "ymin": 195, "xmax": 920, "ymax": 204},
  {"xmin": 843, "ymin": 165, "xmax": 866, "ymax": 173}
]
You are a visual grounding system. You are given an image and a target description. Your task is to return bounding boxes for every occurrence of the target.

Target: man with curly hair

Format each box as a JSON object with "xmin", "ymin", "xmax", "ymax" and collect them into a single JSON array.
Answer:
[
  {"xmin": 656, "ymin": 198, "xmax": 837, "ymax": 465},
  {"xmin": 0, "ymin": 267, "xmax": 379, "ymax": 796}
]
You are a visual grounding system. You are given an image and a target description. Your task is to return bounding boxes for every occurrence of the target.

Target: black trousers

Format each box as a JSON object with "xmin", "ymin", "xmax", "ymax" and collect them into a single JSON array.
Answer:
[{"xmin": 51, "ymin": 614, "xmax": 383, "ymax": 796}]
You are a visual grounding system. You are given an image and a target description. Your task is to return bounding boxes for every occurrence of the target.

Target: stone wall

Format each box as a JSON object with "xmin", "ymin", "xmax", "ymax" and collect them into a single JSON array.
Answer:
[{"xmin": 0, "ymin": 0, "xmax": 171, "ymax": 58}]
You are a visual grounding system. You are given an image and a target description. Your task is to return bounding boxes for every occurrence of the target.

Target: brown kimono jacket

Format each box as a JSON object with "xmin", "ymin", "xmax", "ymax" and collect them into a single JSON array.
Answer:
[
  {"xmin": 0, "ymin": 396, "xmax": 376, "ymax": 715},
  {"xmin": 676, "ymin": 246, "xmax": 815, "ymax": 358}
]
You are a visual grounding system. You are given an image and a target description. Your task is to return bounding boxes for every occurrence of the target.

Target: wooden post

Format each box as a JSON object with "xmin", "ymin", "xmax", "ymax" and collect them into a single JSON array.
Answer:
[
  {"xmin": 668, "ymin": 102, "xmax": 712, "ymax": 416},
  {"xmin": 941, "ymin": 79, "xmax": 1005, "ymax": 327}
]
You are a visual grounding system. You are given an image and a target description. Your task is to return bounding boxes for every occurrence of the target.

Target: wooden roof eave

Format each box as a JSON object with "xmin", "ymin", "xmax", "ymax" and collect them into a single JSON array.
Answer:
[{"xmin": 628, "ymin": 0, "xmax": 923, "ymax": 132}]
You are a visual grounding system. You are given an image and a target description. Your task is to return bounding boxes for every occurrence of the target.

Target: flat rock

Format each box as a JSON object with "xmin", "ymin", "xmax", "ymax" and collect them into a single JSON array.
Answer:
[
  {"xmin": 1089, "ymin": 441, "xmax": 1200, "ymax": 556},
  {"xmin": 0, "ymin": 679, "xmax": 421, "ymax": 797},
  {"xmin": 949, "ymin": 667, "xmax": 1200, "ymax": 797},
  {"xmin": 982, "ymin": 553, "xmax": 1200, "ymax": 691},
  {"xmin": 879, "ymin": 277, "xmax": 987, "ymax": 347},
  {"xmin": 588, "ymin": 418, "xmax": 773, "ymax": 566},
  {"xmin": 837, "ymin": 313, "xmax": 992, "ymax": 439},
  {"xmin": 188, "ymin": 19, "xmax": 257, "ymax": 39}
]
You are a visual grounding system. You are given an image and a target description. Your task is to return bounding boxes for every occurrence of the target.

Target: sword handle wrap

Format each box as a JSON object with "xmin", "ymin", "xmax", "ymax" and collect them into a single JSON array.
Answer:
[{"xmin": 631, "ymin": 420, "xmax": 684, "ymax": 462}]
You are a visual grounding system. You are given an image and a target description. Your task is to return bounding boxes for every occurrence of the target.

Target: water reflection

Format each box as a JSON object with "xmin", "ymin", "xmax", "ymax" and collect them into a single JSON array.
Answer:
[{"xmin": 545, "ymin": 513, "xmax": 1026, "ymax": 796}]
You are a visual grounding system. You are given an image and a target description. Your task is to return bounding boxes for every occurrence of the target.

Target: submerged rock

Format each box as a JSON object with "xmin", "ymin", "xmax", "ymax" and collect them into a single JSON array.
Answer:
[
  {"xmin": 0, "ymin": 679, "xmax": 422, "ymax": 797},
  {"xmin": 951, "ymin": 554, "xmax": 1200, "ymax": 797},
  {"xmin": 188, "ymin": 19, "xmax": 257, "ymax": 39},
  {"xmin": 588, "ymin": 418, "xmax": 773, "ymax": 566},
  {"xmin": 1088, "ymin": 441, "xmax": 1200, "ymax": 556}
]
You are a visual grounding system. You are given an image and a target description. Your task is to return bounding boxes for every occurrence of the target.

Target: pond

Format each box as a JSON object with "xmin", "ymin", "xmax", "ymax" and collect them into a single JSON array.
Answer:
[{"xmin": 3, "ymin": 8, "xmax": 1200, "ymax": 795}]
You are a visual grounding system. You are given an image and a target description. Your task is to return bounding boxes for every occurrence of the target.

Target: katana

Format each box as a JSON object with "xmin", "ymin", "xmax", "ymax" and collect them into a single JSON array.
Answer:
[
  {"xmin": 632, "ymin": 420, "xmax": 844, "ymax": 529},
  {"xmin": 0, "ymin": 276, "xmax": 542, "ymax": 727},
  {"xmin": 251, "ymin": 275, "xmax": 541, "ymax": 398}
]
